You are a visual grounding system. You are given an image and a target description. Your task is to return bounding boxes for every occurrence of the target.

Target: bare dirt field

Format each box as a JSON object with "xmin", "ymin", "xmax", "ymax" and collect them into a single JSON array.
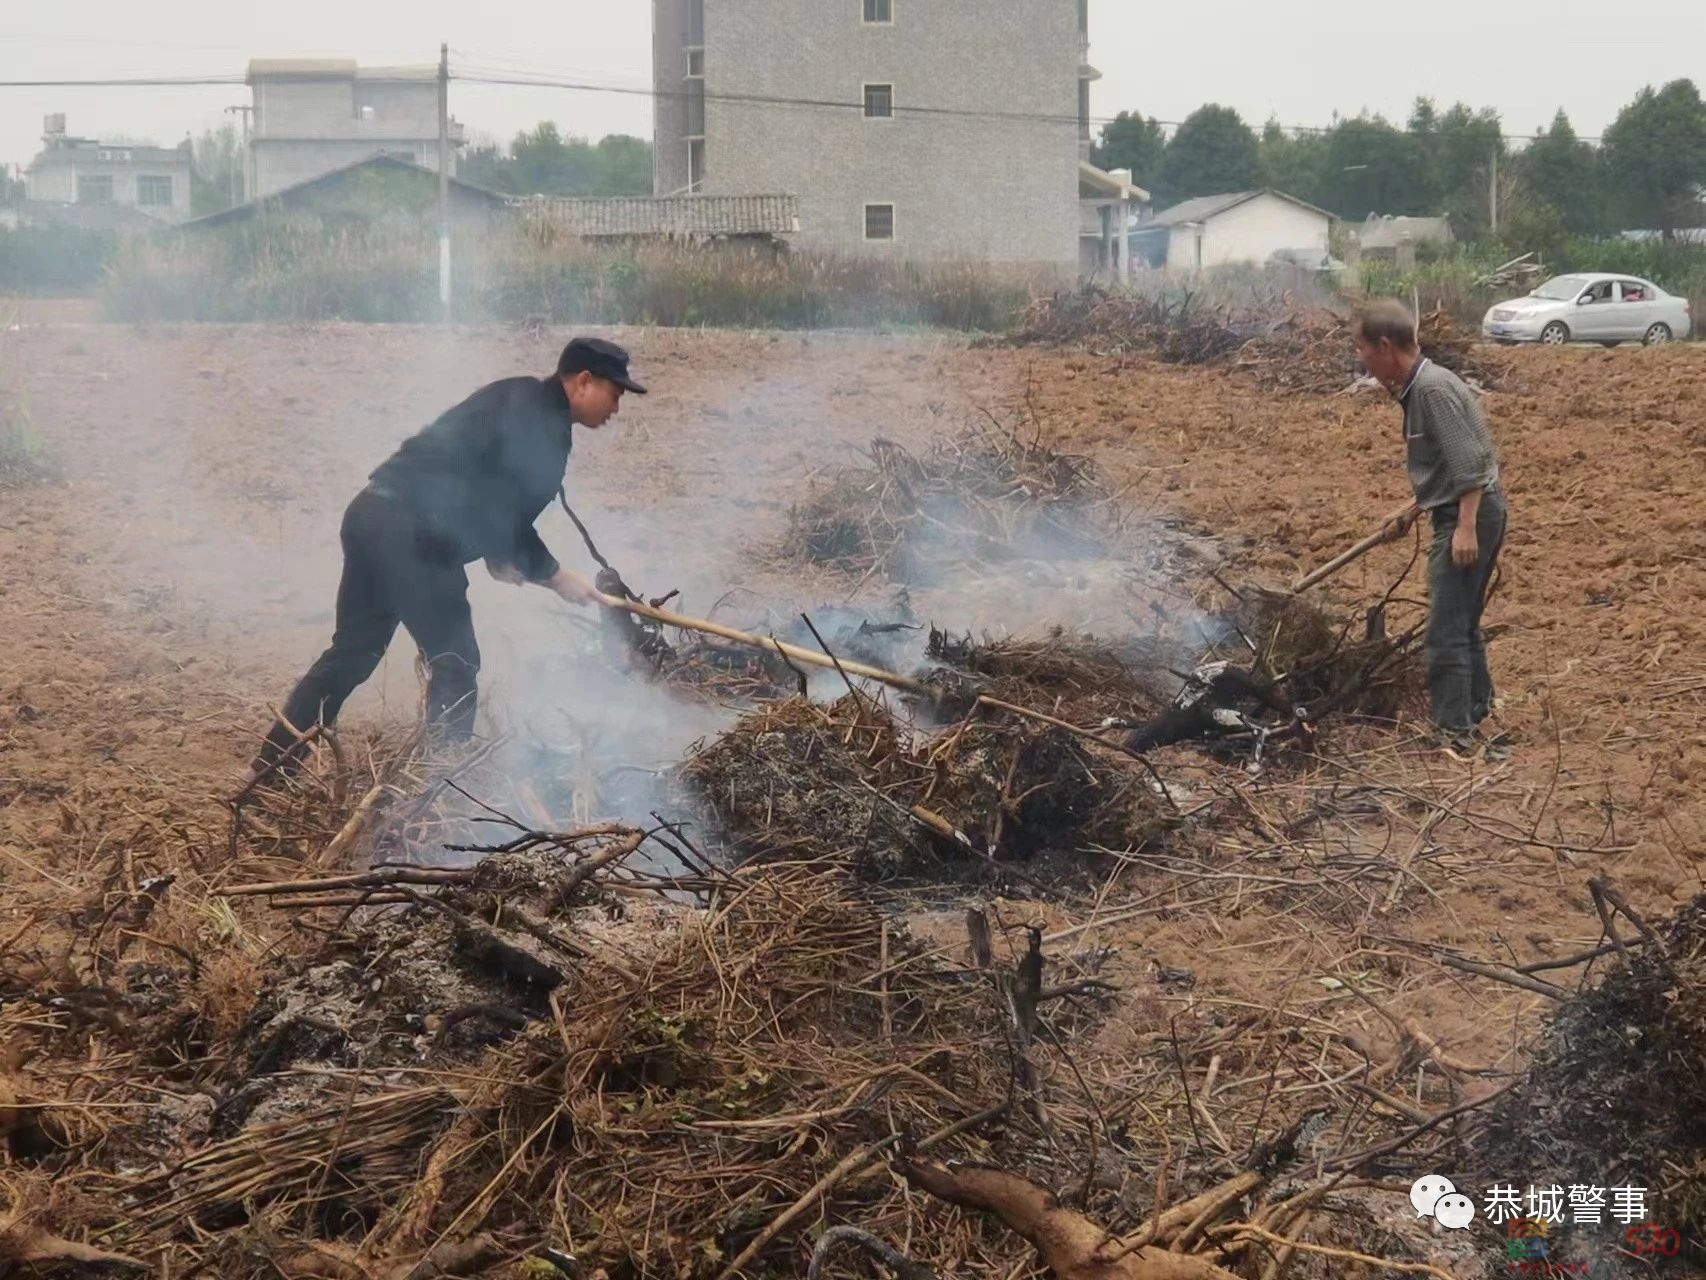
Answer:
[{"xmin": 2, "ymin": 321, "xmax": 1702, "ymax": 1278}]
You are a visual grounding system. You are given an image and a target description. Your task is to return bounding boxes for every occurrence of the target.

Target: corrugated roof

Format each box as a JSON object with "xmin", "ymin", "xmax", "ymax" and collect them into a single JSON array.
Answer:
[
  {"xmin": 12, "ymin": 200, "xmax": 167, "ymax": 231},
  {"xmin": 1149, "ymin": 189, "xmax": 1334, "ymax": 227},
  {"xmin": 523, "ymin": 194, "xmax": 800, "ymax": 237},
  {"xmin": 181, "ymin": 154, "xmax": 508, "ymax": 230}
]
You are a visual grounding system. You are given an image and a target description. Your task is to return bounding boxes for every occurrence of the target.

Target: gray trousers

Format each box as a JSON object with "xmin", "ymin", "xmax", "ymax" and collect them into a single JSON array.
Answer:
[{"xmin": 1426, "ymin": 488, "xmax": 1507, "ymax": 733}]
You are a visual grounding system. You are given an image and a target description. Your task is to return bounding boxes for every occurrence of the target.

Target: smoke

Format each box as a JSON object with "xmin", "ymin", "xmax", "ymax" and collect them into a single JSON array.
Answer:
[{"xmin": 8, "ymin": 322, "xmax": 1219, "ymax": 867}]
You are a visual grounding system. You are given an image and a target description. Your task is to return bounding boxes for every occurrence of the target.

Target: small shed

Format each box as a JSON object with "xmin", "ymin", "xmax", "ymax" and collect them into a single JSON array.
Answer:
[
  {"xmin": 1354, "ymin": 215, "xmax": 1454, "ymax": 267},
  {"xmin": 1133, "ymin": 189, "xmax": 1334, "ymax": 273}
]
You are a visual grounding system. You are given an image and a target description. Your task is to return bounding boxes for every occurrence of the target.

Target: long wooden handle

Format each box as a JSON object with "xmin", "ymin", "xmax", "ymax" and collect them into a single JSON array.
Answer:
[
  {"xmin": 1289, "ymin": 526, "xmax": 1394, "ymax": 594},
  {"xmin": 593, "ymin": 591, "xmax": 936, "ymax": 697}
]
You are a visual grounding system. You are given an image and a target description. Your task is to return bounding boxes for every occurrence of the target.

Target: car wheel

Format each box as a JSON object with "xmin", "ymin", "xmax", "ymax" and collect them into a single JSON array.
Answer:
[
  {"xmin": 1644, "ymin": 323, "xmax": 1673, "ymax": 346},
  {"xmin": 1540, "ymin": 322, "xmax": 1570, "ymax": 346}
]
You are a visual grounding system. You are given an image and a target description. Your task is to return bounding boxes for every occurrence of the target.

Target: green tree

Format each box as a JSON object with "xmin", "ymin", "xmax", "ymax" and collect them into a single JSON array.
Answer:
[
  {"xmin": 1258, "ymin": 120, "xmax": 1330, "ymax": 206},
  {"xmin": 593, "ymin": 134, "xmax": 653, "ymax": 196},
  {"xmin": 1159, "ymin": 104, "xmax": 1260, "ymax": 203},
  {"xmin": 1092, "ymin": 110, "xmax": 1166, "ymax": 188},
  {"xmin": 1317, "ymin": 116, "xmax": 1430, "ymax": 219},
  {"xmin": 1602, "ymin": 79, "xmax": 1706, "ymax": 236},
  {"xmin": 462, "ymin": 124, "xmax": 653, "ymax": 197},
  {"xmin": 1426, "ymin": 102, "xmax": 1505, "ymax": 237},
  {"xmin": 191, "ymin": 123, "xmax": 244, "ymax": 215},
  {"xmin": 459, "ymin": 143, "xmax": 510, "ymax": 191},
  {"xmin": 1516, "ymin": 111, "xmax": 1605, "ymax": 235}
]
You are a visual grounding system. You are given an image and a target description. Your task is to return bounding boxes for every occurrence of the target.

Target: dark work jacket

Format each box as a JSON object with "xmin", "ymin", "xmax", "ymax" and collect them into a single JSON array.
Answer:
[{"xmin": 368, "ymin": 375, "xmax": 571, "ymax": 583}]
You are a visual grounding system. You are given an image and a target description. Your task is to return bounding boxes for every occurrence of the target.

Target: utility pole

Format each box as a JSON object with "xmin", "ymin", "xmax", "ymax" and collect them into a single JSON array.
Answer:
[
  {"xmin": 437, "ymin": 41, "xmax": 451, "ymax": 322},
  {"xmin": 1489, "ymin": 149, "xmax": 1499, "ymax": 235}
]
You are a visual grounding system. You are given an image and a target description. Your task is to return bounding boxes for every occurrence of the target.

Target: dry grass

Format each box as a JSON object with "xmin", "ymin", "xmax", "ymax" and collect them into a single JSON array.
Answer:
[
  {"xmin": 100, "ymin": 220, "xmax": 1044, "ymax": 330},
  {"xmin": 778, "ymin": 425, "xmax": 1115, "ymax": 585},
  {"xmin": 1002, "ymin": 286, "xmax": 1508, "ymax": 394}
]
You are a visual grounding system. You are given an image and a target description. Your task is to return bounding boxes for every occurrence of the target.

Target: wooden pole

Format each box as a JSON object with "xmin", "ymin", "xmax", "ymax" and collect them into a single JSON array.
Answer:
[
  {"xmin": 591, "ymin": 590, "xmax": 935, "ymax": 697},
  {"xmin": 1289, "ymin": 525, "xmax": 1395, "ymax": 594}
]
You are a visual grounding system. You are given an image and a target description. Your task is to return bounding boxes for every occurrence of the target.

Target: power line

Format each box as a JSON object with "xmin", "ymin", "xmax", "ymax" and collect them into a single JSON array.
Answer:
[
  {"xmin": 0, "ymin": 68, "xmax": 1608, "ymax": 144},
  {"xmin": 452, "ymin": 69, "xmax": 1097, "ymax": 129},
  {"xmin": 449, "ymin": 68, "xmax": 1606, "ymax": 143},
  {"xmin": 0, "ymin": 76, "xmax": 242, "ymax": 87}
]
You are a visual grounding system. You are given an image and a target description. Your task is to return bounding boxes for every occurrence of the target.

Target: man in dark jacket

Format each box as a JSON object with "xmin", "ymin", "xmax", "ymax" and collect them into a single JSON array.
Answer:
[{"xmin": 248, "ymin": 337, "xmax": 645, "ymax": 777}]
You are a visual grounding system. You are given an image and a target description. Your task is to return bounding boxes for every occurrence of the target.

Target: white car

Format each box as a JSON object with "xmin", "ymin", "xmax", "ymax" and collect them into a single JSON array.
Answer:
[{"xmin": 1482, "ymin": 272, "xmax": 1693, "ymax": 347}]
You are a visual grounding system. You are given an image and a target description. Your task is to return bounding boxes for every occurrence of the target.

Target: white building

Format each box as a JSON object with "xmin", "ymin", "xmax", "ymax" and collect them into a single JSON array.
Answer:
[
  {"xmin": 22, "ymin": 114, "xmax": 192, "ymax": 223},
  {"xmin": 1133, "ymin": 190, "xmax": 1334, "ymax": 273},
  {"xmin": 247, "ymin": 59, "xmax": 463, "ymax": 199}
]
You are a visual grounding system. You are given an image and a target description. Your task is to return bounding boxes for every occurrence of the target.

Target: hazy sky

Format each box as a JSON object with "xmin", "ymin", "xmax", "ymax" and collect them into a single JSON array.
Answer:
[{"xmin": 7, "ymin": 0, "xmax": 1705, "ymax": 173}]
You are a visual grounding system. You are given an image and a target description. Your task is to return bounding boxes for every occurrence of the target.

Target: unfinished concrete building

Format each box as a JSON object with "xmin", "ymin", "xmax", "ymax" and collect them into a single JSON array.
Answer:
[{"xmin": 652, "ymin": 0, "xmax": 1094, "ymax": 269}]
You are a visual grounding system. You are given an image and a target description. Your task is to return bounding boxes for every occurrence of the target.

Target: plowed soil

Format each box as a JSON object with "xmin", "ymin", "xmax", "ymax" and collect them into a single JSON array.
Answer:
[{"xmin": 3, "ymin": 321, "xmax": 1702, "ymax": 1275}]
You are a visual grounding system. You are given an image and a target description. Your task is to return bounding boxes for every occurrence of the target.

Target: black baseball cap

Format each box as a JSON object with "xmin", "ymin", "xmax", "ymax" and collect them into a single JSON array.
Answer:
[{"xmin": 557, "ymin": 337, "xmax": 647, "ymax": 394}]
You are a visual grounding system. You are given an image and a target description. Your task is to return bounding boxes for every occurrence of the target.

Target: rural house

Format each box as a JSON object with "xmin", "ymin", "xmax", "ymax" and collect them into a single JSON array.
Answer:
[
  {"xmin": 22, "ymin": 114, "xmax": 192, "ymax": 224},
  {"xmin": 1130, "ymin": 189, "xmax": 1334, "ymax": 273},
  {"xmin": 181, "ymin": 153, "xmax": 797, "ymax": 252},
  {"xmin": 180, "ymin": 154, "xmax": 508, "ymax": 231},
  {"xmin": 652, "ymin": 0, "xmax": 1096, "ymax": 269},
  {"xmin": 247, "ymin": 59, "xmax": 463, "ymax": 199}
]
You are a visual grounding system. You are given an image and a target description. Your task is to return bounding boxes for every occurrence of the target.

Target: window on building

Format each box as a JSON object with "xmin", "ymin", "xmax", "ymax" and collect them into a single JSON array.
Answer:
[
  {"xmin": 863, "ymin": 0, "xmax": 892, "ymax": 22},
  {"xmin": 77, "ymin": 174, "xmax": 114, "ymax": 204},
  {"xmin": 1078, "ymin": 0, "xmax": 1089, "ymax": 34},
  {"xmin": 688, "ymin": 139, "xmax": 706, "ymax": 194},
  {"xmin": 685, "ymin": 0, "xmax": 704, "ymax": 46},
  {"xmin": 1078, "ymin": 79, "xmax": 1092, "ymax": 141},
  {"xmin": 686, "ymin": 47, "xmax": 704, "ymax": 77},
  {"xmin": 863, "ymin": 83, "xmax": 894, "ymax": 119},
  {"xmin": 137, "ymin": 175, "xmax": 174, "ymax": 207},
  {"xmin": 864, "ymin": 203, "xmax": 895, "ymax": 241}
]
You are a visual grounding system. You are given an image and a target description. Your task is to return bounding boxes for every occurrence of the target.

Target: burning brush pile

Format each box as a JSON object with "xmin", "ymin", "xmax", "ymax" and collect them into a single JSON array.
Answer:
[
  {"xmin": 1002, "ymin": 286, "xmax": 1506, "ymax": 394},
  {"xmin": 1476, "ymin": 886, "xmax": 1706, "ymax": 1271},
  {"xmin": 779, "ymin": 426, "xmax": 1113, "ymax": 584},
  {"xmin": 681, "ymin": 598, "xmax": 1421, "ymax": 883},
  {"xmin": 680, "ymin": 687, "xmax": 1173, "ymax": 883}
]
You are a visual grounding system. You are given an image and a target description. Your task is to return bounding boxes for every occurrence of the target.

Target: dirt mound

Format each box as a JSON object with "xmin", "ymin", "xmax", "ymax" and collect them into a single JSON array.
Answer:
[
  {"xmin": 1477, "ymin": 889, "xmax": 1706, "ymax": 1271},
  {"xmin": 780, "ymin": 427, "xmax": 1112, "ymax": 582},
  {"xmin": 1002, "ymin": 286, "xmax": 1505, "ymax": 393}
]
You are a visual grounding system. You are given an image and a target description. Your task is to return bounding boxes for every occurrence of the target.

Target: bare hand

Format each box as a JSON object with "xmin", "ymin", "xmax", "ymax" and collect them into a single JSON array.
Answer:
[
  {"xmin": 1450, "ymin": 522, "xmax": 1479, "ymax": 569},
  {"xmin": 549, "ymin": 567, "xmax": 600, "ymax": 607},
  {"xmin": 1381, "ymin": 503, "xmax": 1421, "ymax": 542}
]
